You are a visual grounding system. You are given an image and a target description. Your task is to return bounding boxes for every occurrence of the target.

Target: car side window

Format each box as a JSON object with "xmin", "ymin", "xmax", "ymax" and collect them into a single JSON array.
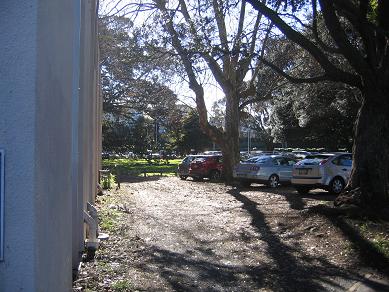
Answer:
[
  {"xmin": 280, "ymin": 158, "xmax": 289, "ymax": 166},
  {"xmin": 287, "ymin": 158, "xmax": 296, "ymax": 166},
  {"xmin": 339, "ymin": 155, "xmax": 352, "ymax": 167},
  {"xmin": 273, "ymin": 158, "xmax": 283, "ymax": 165}
]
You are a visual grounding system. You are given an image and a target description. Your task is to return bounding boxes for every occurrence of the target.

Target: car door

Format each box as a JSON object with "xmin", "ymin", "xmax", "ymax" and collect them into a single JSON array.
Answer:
[
  {"xmin": 282, "ymin": 158, "xmax": 296, "ymax": 181},
  {"xmin": 180, "ymin": 156, "xmax": 193, "ymax": 175},
  {"xmin": 277, "ymin": 157, "xmax": 295, "ymax": 181},
  {"xmin": 330, "ymin": 154, "xmax": 352, "ymax": 183}
]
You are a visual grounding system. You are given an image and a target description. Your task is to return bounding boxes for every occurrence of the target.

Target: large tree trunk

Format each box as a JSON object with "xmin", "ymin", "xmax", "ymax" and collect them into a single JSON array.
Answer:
[
  {"xmin": 220, "ymin": 93, "xmax": 241, "ymax": 182},
  {"xmin": 340, "ymin": 84, "xmax": 389, "ymax": 208}
]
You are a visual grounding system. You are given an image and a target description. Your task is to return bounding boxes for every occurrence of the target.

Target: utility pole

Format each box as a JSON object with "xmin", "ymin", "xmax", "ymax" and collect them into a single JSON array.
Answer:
[{"xmin": 247, "ymin": 129, "xmax": 250, "ymax": 155}]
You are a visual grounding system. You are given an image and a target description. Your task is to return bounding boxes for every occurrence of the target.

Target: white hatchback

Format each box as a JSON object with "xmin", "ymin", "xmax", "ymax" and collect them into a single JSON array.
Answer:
[{"xmin": 291, "ymin": 153, "xmax": 352, "ymax": 195}]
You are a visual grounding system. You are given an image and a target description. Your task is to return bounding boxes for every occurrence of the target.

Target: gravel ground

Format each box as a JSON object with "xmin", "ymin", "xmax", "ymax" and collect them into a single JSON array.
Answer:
[{"xmin": 73, "ymin": 176, "xmax": 389, "ymax": 292}]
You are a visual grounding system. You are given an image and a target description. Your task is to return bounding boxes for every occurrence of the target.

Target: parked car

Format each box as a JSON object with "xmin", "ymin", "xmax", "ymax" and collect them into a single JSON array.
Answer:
[
  {"xmin": 102, "ymin": 152, "xmax": 110, "ymax": 159},
  {"xmin": 188, "ymin": 155, "xmax": 223, "ymax": 181},
  {"xmin": 291, "ymin": 150, "xmax": 311, "ymax": 159},
  {"xmin": 233, "ymin": 155, "xmax": 297, "ymax": 187},
  {"xmin": 291, "ymin": 153, "xmax": 352, "ymax": 195},
  {"xmin": 177, "ymin": 155, "xmax": 206, "ymax": 180},
  {"xmin": 202, "ymin": 150, "xmax": 222, "ymax": 155}
]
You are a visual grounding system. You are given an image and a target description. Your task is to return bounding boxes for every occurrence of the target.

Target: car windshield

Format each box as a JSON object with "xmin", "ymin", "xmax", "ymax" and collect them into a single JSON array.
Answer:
[
  {"xmin": 193, "ymin": 158, "xmax": 207, "ymax": 163},
  {"xmin": 244, "ymin": 156, "xmax": 269, "ymax": 164},
  {"xmin": 305, "ymin": 154, "xmax": 332, "ymax": 160},
  {"xmin": 244, "ymin": 157, "xmax": 260, "ymax": 163},
  {"xmin": 300, "ymin": 154, "xmax": 333, "ymax": 165}
]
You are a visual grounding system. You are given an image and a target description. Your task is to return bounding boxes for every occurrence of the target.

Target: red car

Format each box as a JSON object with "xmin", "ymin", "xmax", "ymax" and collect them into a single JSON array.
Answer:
[{"xmin": 189, "ymin": 155, "xmax": 223, "ymax": 181}]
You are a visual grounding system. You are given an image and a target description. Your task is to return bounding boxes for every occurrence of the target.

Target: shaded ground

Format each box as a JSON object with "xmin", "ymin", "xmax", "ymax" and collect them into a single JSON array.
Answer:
[{"xmin": 73, "ymin": 177, "xmax": 389, "ymax": 291}]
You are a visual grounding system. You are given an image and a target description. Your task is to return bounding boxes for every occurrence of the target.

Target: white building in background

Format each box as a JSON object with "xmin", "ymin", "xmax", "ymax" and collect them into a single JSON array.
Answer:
[{"xmin": 0, "ymin": 0, "xmax": 101, "ymax": 291}]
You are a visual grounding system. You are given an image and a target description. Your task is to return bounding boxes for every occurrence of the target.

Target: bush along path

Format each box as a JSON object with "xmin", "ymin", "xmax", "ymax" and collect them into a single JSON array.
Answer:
[{"xmin": 73, "ymin": 177, "xmax": 389, "ymax": 291}]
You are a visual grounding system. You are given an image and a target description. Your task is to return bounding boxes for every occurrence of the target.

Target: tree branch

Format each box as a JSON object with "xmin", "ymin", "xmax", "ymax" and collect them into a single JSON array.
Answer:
[
  {"xmin": 231, "ymin": 0, "xmax": 246, "ymax": 68},
  {"xmin": 212, "ymin": 0, "xmax": 231, "ymax": 70},
  {"xmin": 260, "ymin": 58, "xmax": 331, "ymax": 84},
  {"xmin": 154, "ymin": 0, "xmax": 224, "ymax": 144},
  {"xmin": 246, "ymin": 0, "xmax": 362, "ymax": 88},
  {"xmin": 311, "ymin": 0, "xmax": 341, "ymax": 54},
  {"xmin": 319, "ymin": 0, "xmax": 371, "ymax": 77}
]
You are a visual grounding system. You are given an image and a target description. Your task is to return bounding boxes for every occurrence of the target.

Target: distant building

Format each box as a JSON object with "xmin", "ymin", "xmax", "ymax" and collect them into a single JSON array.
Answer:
[{"xmin": 0, "ymin": 0, "xmax": 101, "ymax": 291}]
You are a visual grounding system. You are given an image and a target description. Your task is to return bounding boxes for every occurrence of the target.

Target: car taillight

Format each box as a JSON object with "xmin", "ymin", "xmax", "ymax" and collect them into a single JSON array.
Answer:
[{"xmin": 319, "ymin": 159, "xmax": 329, "ymax": 165}]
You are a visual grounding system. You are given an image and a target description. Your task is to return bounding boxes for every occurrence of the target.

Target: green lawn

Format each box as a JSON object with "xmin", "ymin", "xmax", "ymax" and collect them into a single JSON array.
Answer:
[{"xmin": 102, "ymin": 158, "xmax": 182, "ymax": 176}]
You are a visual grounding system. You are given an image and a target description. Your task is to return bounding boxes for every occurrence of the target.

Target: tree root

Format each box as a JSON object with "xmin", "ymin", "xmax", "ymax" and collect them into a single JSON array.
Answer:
[{"xmin": 334, "ymin": 187, "xmax": 363, "ymax": 207}]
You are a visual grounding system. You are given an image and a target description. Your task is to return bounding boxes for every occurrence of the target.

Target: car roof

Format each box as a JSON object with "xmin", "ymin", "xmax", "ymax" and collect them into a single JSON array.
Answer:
[{"xmin": 247, "ymin": 154, "xmax": 291, "ymax": 160}]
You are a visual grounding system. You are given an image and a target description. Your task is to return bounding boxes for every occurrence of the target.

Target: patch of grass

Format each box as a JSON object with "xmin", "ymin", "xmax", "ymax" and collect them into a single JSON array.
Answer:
[
  {"xmin": 112, "ymin": 280, "xmax": 133, "ymax": 291},
  {"xmin": 97, "ymin": 261, "xmax": 112, "ymax": 272},
  {"xmin": 99, "ymin": 209, "xmax": 121, "ymax": 232},
  {"xmin": 102, "ymin": 158, "xmax": 181, "ymax": 175},
  {"xmin": 356, "ymin": 221, "xmax": 389, "ymax": 258},
  {"xmin": 371, "ymin": 236, "xmax": 389, "ymax": 257}
]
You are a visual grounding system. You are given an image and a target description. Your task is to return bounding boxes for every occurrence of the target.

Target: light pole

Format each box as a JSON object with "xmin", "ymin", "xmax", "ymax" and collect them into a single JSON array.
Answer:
[{"xmin": 247, "ymin": 129, "xmax": 251, "ymax": 155}]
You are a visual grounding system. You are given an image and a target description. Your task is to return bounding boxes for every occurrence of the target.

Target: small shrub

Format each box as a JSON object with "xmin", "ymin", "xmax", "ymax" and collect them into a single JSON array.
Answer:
[
  {"xmin": 99, "ymin": 209, "xmax": 120, "ymax": 232},
  {"xmin": 372, "ymin": 236, "xmax": 389, "ymax": 258},
  {"xmin": 112, "ymin": 280, "xmax": 133, "ymax": 291},
  {"xmin": 102, "ymin": 173, "xmax": 116, "ymax": 189}
]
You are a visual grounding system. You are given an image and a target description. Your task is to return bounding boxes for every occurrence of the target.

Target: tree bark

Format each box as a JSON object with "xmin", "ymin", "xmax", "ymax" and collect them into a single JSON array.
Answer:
[
  {"xmin": 220, "ymin": 92, "xmax": 241, "ymax": 182},
  {"xmin": 343, "ymin": 84, "xmax": 389, "ymax": 207}
]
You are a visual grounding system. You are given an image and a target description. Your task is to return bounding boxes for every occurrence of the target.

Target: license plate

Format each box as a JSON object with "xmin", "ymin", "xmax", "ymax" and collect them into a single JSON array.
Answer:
[
  {"xmin": 298, "ymin": 169, "xmax": 308, "ymax": 175},
  {"xmin": 237, "ymin": 173, "xmax": 246, "ymax": 177}
]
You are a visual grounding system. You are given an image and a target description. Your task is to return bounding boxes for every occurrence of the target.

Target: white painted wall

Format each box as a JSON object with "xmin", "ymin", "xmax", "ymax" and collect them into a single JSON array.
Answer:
[
  {"xmin": 0, "ymin": 0, "xmax": 100, "ymax": 291},
  {"xmin": 0, "ymin": 1, "xmax": 38, "ymax": 290}
]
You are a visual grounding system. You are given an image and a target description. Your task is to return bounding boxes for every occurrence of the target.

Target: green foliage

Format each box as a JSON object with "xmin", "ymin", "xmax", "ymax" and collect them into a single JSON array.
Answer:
[
  {"xmin": 102, "ymin": 173, "xmax": 116, "ymax": 190},
  {"xmin": 270, "ymin": 80, "xmax": 359, "ymax": 150},
  {"xmin": 368, "ymin": 0, "xmax": 379, "ymax": 24},
  {"xmin": 112, "ymin": 280, "xmax": 133, "ymax": 292},
  {"xmin": 99, "ymin": 15, "xmax": 187, "ymax": 153},
  {"xmin": 103, "ymin": 158, "xmax": 181, "ymax": 175},
  {"xmin": 99, "ymin": 208, "xmax": 120, "ymax": 232},
  {"xmin": 177, "ymin": 111, "xmax": 213, "ymax": 154},
  {"xmin": 371, "ymin": 237, "xmax": 389, "ymax": 258},
  {"xmin": 357, "ymin": 221, "xmax": 389, "ymax": 259}
]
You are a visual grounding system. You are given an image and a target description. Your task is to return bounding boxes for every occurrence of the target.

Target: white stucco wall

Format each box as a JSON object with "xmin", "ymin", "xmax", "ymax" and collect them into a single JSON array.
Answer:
[
  {"xmin": 0, "ymin": 0, "xmax": 100, "ymax": 291},
  {"xmin": 0, "ymin": 1, "xmax": 38, "ymax": 290}
]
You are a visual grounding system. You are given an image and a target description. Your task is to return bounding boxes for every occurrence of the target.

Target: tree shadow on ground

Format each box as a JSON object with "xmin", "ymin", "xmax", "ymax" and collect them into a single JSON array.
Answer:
[
  {"xmin": 225, "ymin": 188, "xmax": 361, "ymax": 291},
  {"xmin": 115, "ymin": 174, "xmax": 167, "ymax": 184},
  {"xmin": 127, "ymin": 189, "xmax": 386, "ymax": 291},
  {"xmin": 308, "ymin": 205, "xmax": 389, "ymax": 279},
  {"xmin": 238, "ymin": 184, "xmax": 335, "ymax": 211}
]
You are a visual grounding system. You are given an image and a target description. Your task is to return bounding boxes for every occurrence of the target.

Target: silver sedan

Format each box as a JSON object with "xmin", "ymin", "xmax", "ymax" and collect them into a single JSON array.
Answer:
[{"xmin": 233, "ymin": 155, "xmax": 297, "ymax": 187}]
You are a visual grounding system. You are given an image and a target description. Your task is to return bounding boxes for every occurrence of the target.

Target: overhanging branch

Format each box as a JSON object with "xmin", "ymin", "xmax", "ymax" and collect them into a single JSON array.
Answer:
[{"xmin": 246, "ymin": 0, "xmax": 362, "ymax": 88}]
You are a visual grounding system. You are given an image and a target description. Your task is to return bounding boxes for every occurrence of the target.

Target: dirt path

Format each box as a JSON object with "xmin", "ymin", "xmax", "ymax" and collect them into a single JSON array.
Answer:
[{"xmin": 74, "ymin": 177, "xmax": 389, "ymax": 291}]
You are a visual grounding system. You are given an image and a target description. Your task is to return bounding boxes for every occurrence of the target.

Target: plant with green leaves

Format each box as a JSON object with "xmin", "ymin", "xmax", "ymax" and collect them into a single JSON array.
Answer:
[{"xmin": 102, "ymin": 173, "xmax": 116, "ymax": 190}]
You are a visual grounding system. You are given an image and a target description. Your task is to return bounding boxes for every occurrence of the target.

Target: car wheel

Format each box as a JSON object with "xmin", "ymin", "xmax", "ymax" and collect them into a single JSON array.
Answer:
[
  {"xmin": 240, "ymin": 181, "xmax": 251, "ymax": 187},
  {"xmin": 295, "ymin": 186, "xmax": 311, "ymax": 195},
  {"xmin": 210, "ymin": 170, "xmax": 221, "ymax": 181},
  {"xmin": 179, "ymin": 175, "xmax": 188, "ymax": 180},
  {"xmin": 329, "ymin": 177, "xmax": 345, "ymax": 195},
  {"xmin": 267, "ymin": 174, "xmax": 279, "ymax": 188}
]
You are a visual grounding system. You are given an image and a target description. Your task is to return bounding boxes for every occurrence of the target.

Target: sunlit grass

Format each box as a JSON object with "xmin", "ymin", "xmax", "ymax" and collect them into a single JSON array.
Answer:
[
  {"xmin": 102, "ymin": 158, "xmax": 181, "ymax": 175},
  {"xmin": 356, "ymin": 221, "xmax": 389, "ymax": 259},
  {"xmin": 112, "ymin": 280, "xmax": 133, "ymax": 291}
]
